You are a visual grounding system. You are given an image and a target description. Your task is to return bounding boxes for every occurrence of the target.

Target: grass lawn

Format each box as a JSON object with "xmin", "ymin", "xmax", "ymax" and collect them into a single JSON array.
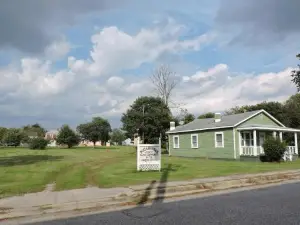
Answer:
[{"xmin": 1, "ymin": 146, "xmax": 300, "ymax": 198}]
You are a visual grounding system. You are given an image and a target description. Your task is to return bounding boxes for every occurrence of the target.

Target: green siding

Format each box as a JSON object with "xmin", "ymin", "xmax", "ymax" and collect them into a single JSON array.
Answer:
[
  {"xmin": 169, "ymin": 128, "xmax": 235, "ymax": 159},
  {"xmin": 239, "ymin": 112, "xmax": 282, "ymax": 127}
]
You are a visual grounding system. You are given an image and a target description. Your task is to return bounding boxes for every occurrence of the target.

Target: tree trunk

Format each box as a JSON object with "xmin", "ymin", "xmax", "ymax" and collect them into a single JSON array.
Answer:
[{"xmin": 93, "ymin": 141, "xmax": 96, "ymax": 148}]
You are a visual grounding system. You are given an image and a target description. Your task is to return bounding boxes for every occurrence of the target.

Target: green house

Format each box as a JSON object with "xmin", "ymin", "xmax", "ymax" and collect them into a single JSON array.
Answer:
[{"xmin": 166, "ymin": 110, "xmax": 300, "ymax": 161}]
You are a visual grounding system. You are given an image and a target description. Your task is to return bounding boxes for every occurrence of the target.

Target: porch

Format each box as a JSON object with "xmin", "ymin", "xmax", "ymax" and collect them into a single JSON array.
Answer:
[{"xmin": 237, "ymin": 126, "xmax": 300, "ymax": 161}]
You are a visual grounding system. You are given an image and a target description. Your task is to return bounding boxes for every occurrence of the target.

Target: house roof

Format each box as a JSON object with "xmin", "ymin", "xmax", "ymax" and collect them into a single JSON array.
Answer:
[{"xmin": 166, "ymin": 109, "xmax": 284, "ymax": 134}]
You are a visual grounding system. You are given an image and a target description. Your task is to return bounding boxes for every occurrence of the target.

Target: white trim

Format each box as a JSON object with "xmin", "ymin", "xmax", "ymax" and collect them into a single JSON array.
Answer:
[
  {"xmin": 238, "ymin": 131, "xmax": 242, "ymax": 155},
  {"xmin": 294, "ymin": 133, "xmax": 298, "ymax": 155},
  {"xmin": 215, "ymin": 132, "xmax": 224, "ymax": 148},
  {"xmin": 234, "ymin": 109, "xmax": 286, "ymax": 128},
  {"xmin": 233, "ymin": 129, "xmax": 236, "ymax": 159},
  {"xmin": 173, "ymin": 135, "xmax": 179, "ymax": 149},
  {"xmin": 190, "ymin": 134, "xmax": 198, "ymax": 148},
  {"xmin": 237, "ymin": 127, "xmax": 300, "ymax": 132},
  {"xmin": 253, "ymin": 130, "xmax": 257, "ymax": 156},
  {"xmin": 166, "ymin": 125, "xmax": 233, "ymax": 134}
]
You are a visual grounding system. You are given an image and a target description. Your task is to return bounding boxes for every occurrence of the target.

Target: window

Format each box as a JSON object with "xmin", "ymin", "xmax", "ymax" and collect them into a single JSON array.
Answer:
[
  {"xmin": 215, "ymin": 132, "xmax": 224, "ymax": 148},
  {"xmin": 173, "ymin": 136, "xmax": 179, "ymax": 148},
  {"xmin": 241, "ymin": 132, "xmax": 253, "ymax": 146},
  {"xmin": 191, "ymin": 134, "xmax": 198, "ymax": 148}
]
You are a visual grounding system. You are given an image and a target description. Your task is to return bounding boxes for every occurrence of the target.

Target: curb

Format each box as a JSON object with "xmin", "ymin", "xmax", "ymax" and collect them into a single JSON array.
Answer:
[{"xmin": 2, "ymin": 171, "xmax": 300, "ymax": 222}]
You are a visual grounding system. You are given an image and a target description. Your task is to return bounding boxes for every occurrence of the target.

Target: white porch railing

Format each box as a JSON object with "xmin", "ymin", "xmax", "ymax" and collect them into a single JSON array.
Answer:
[
  {"xmin": 241, "ymin": 146, "xmax": 297, "ymax": 158},
  {"xmin": 286, "ymin": 146, "xmax": 296, "ymax": 155},
  {"xmin": 241, "ymin": 146, "xmax": 254, "ymax": 156}
]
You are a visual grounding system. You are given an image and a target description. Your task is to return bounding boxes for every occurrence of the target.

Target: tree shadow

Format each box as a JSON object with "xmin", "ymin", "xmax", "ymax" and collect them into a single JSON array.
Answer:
[{"xmin": 0, "ymin": 155, "xmax": 64, "ymax": 167}]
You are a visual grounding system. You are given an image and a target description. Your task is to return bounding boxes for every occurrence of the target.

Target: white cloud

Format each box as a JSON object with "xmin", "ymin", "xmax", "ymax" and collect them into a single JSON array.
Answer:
[
  {"xmin": 0, "ymin": 20, "xmax": 212, "ymax": 128},
  {"xmin": 0, "ymin": 18, "xmax": 296, "ymax": 129},
  {"xmin": 175, "ymin": 64, "xmax": 296, "ymax": 116},
  {"xmin": 44, "ymin": 38, "xmax": 71, "ymax": 60}
]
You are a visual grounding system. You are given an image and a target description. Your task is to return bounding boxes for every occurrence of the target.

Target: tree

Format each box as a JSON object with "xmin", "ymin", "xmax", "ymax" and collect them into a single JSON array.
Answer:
[
  {"xmin": 284, "ymin": 93, "xmax": 300, "ymax": 128},
  {"xmin": 0, "ymin": 127, "xmax": 7, "ymax": 145},
  {"xmin": 150, "ymin": 65, "xmax": 178, "ymax": 107},
  {"xmin": 183, "ymin": 113, "xmax": 195, "ymax": 124},
  {"xmin": 77, "ymin": 117, "xmax": 112, "ymax": 147},
  {"xmin": 121, "ymin": 96, "xmax": 172, "ymax": 144},
  {"xmin": 56, "ymin": 125, "xmax": 80, "ymax": 148},
  {"xmin": 224, "ymin": 101, "xmax": 286, "ymax": 124},
  {"xmin": 291, "ymin": 53, "xmax": 300, "ymax": 91},
  {"xmin": 198, "ymin": 112, "xmax": 215, "ymax": 119},
  {"xmin": 2, "ymin": 128, "xmax": 23, "ymax": 147},
  {"xmin": 110, "ymin": 128, "xmax": 126, "ymax": 145},
  {"xmin": 22, "ymin": 123, "xmax": 47, "ymax": 138}
]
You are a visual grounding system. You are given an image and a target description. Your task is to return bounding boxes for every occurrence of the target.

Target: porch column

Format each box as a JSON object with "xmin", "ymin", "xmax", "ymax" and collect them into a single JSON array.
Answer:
[
  {"xmin": 294, "ymin": 133, "xmax": 298, "ymax": 155},
  {"xmin": 238, "ymin": 131, "xmax": 242, "ymax": 155},
  {"xmin": 272, "ymin": 131, "xmax": 277, "ymax": 138},
  {"xmin": 253, "ymin": 130, "xmax": 257, "ymax": 156},
  {"xmin": 279, "ymin": 132, "xmax": 283, "ymax": 142}
]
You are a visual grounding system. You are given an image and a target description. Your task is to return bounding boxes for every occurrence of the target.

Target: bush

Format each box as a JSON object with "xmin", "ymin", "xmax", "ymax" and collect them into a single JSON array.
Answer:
[
  {"xmin": 29, "ymin": 137, "xmax": 49, "ymax": 150},
  {"xmin": 262, "ymin": 137, "xmax": 286, "ymax": 162}
]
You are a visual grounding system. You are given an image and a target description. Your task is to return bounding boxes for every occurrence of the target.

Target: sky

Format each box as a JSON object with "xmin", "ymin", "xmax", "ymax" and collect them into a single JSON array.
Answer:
[{"xmin": 0, "ymin": 0, "xmax": 299, "ymax": 129}]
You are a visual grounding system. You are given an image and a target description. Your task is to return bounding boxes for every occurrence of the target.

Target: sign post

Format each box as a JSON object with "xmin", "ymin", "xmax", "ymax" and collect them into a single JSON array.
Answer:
[{"xmin": 137, "ymin": 137, "xmax": 161, "ymax": 171}]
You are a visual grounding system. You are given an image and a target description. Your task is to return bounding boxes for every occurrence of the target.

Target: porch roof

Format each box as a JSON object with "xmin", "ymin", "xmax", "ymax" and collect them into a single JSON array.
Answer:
[{"xmin": 237, "ymin": 124, "xmax": 300, "ymax": 133}]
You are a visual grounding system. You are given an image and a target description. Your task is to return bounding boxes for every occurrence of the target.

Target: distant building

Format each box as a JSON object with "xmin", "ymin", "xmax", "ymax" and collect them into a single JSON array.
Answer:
[{"xmin": 45, "ymin": 130, "xmax": 59, "ymax": 147}]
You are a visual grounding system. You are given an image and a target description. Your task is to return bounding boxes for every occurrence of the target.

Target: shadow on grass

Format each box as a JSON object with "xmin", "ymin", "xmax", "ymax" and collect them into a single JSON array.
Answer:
[{"xmin": 0, "ymin": 155, "xmax": 64, "ymax": 167}]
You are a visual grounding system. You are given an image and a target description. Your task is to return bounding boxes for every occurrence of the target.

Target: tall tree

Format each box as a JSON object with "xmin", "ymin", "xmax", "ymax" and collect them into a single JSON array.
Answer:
[
  {"xmin": 198, "ymin": 112, "xmax": 215, "ymax": 119},
  {"xmin": 2, "ymin": 128, "xmax": 23, "ymax": 147},
  {"xmin": 121, "ymin": 96, "xmax": 172, "ymax": 144},
  {"xmin": 77, "ymin": 117, "xmax": 111, "ymax": 147},
  {"xmin": 0, "ymin": 127, "xmax": 7, "ymax": 145},
  {"xmin": 110, "ymin": 128, "xmax": 126, "ymax": 145},
  {"xmin": 291, "ymin": 53, "xmax": 300, "ymax": 91},
  {"xmin": 22, "ymin": 123, "xmax": 46, "ymax": 137},
  {"xmin": 284, "ymin": 93, "xmax": 300, "ymax": 128},
  {"xmin": 56, "ymin": 125, "xmax": 80, "ymax": 148},
  {"xmin": 150, "ymin": 64, "xmax": 178, "ymax": 107}
]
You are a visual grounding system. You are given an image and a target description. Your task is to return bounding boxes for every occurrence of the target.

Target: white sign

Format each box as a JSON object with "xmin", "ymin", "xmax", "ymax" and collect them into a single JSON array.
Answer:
[{"xmin": 137, "ymin": 138, "xmax": 161, "ymax": 171}]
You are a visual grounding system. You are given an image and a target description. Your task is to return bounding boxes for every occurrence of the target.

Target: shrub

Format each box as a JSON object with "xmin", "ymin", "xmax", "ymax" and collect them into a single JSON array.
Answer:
[
  {"xmin": 29, "ymin": 137, "xmax": 49, "ymax": 150},
  {"xmin": 262, "ymin": 137, "xmax": 286, "ymax": 162}
]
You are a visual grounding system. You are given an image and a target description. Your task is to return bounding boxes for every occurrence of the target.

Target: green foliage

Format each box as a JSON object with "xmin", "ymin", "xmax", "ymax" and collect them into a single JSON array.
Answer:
[
  {"xmin": 184, "ymin": 113, "xmax": 195, "ymax": 124},
  {"xmin": 77, "ymin": 117, "xmax": 111, "ymax": 147},
  {"xmin": 2, "ymin": 128, "xmax": 23, "ymax": 147},
  {"xmin": 121, "ymin": 96, "xmax": 172, "ymax": 144},
  {"xmin": 29, "ymin": 137, "xmax": 49, "ymax": 150},
  {"xmin": 262, "ymin": 137, "xmax": 287, "ymax": 162},
  {"xmin": 110, "ymin": 128, "xmax": 126, "ymax": 145},
  {"xmin": 198, "ymin": 112, "xmax": 215, "ymax": 119},
  {"xmin": 56, "ymin": 125, "xmax": 80, "ymax": 148},
  {"xmin": 291, "ymin": 54, "xmax": 300, "ymax": 91},
  {"xmin": 0, "ymin": 127, "xmax": 8, "ymax": 145},
  {"xmin": 22, "ymin": 123, "xmax": 47, "ymax": 138},
  {"xmin": 225, "ymin": 101, "xmax": 286, "ymax": 123}
]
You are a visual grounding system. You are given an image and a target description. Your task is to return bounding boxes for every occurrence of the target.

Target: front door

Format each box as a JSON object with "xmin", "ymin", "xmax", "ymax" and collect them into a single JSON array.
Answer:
[{"xmin": 259, "ymin": 132, "xmax": 265, "ymax": 154}]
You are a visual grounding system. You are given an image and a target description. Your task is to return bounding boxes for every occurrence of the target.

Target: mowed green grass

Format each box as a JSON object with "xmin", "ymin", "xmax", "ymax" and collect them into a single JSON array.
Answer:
[{"xmin": 1, "ymin": 146, "xmax": 300, "ymax": 198}]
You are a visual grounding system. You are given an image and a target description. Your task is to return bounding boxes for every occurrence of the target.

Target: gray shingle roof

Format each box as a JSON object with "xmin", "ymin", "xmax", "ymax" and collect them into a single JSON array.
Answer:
[{"xmin": 167, "ymin": 110, "xmax": 262, "ymax": 133}]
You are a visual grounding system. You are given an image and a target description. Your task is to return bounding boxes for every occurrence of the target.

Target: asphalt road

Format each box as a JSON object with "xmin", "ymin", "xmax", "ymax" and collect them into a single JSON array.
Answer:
[{"xmin": 29, "ymin": 182, "xmax": 300, "ymax": 225}]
